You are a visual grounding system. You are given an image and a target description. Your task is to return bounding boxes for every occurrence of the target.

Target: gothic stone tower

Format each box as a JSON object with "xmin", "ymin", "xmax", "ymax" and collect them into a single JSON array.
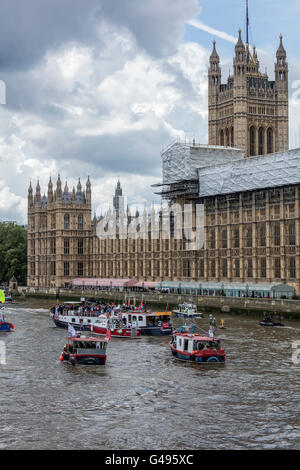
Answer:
[
  {"xmin": 27, "ymin": 176, "xmax": 92, "ymax": 288},
  {"xmin": 208, "ymin": 31, "xmax": 289, "ymax": 157}
]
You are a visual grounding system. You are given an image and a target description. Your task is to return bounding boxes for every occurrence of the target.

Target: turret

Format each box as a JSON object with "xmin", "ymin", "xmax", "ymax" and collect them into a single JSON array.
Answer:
[
  {"xmin": 47, "ymin": 177, "xmax": 53, "ymax": 203},
  {"xmin": 275, "ymin": 34, "xmax": 288, "ymax": 90},
  {"xmin": 28, "ymin": 181, "xmax": 33, "ymax": 208},
  {"xmin": 234, "ymin": 29, "xmax": 247, "ymax": 76},
  {"xmin": 77, "ymin": 178, "xmax": 82, "ymax": 193},
  {"xmin": 208, "ymin": 40, "xmax": 221, "ymax": 91},
  {"xmin": 86, "ymin": 176, "xmax": 91, "ymax": 205},
  {"xmin": 56, "ymin": 174, "xmax": 62, "ymax": 201},
  {"xmin": 35, "ymin": 180, "xmax": 41, "ymax": 205}
]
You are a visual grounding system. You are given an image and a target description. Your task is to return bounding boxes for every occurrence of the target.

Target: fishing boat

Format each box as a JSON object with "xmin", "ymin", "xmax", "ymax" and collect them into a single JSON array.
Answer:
[
  {"xmin": 91, "ymin": 314, "xmax": 141, "ymax": 338},
  {"xmin": 169, "ymin": 325, "xmax": 225, "ymax": 364},
  {"xmin": 259, "ymin": 314, "xmax": 284, "ymax": 327},
  {"xmin": 59, "ymin": 334, "xmax": 109, "ymax": 366},
  {"xmin": 173, "ymin": 303, "xmax": 204, "ymax": 319},
  {"xmin": 120, "ymin": 310, "xmax": 173, "ymax": 336},
  {"xmin": 50, "ymin": 302, "xmax": 100, "ymax": 330}
]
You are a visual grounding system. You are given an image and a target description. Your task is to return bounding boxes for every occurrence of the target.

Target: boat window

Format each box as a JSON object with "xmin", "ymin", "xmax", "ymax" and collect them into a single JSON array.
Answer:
[
  {"xmin": 88, "ymin": 319, "xmax": 91, "ymax": 323},
  {"xmin": 71, "ymin": 318, "xmax": 75, "ymax": 323},
  {"xmin": 184, "ymin": 339, "xmax": 189, "ymax": 351},
  {"xmin": 132, "ymin": 316, "xmax": 137, "ymax": 321}
]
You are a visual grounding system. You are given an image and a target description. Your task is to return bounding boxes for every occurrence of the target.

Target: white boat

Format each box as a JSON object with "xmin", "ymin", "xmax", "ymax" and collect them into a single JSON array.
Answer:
[{"xmin": 173, "ymin": 303, "xmax": 204, "ymax": 319}]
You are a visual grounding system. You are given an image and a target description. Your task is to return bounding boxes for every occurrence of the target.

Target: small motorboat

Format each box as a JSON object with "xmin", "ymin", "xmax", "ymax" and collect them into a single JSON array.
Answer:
[
  {"xmin": 60, "ymin": 334, "xmax": 109, "ymax": 366},
  {"xmin": 0, "ymin": 321, "xmax": 14, "ymax": 332},
  {"xmin": 259, "ymin": 314, "xmax": 284, "ymax": 327},
  {"xmin": 169, "ymin": 324, "xmax": 226, "ymax": 364},
  {"xmin": 91, "ymin": 314, "xmax": 141, "ymax": 338},
  {"xmin": 173, "ymin": 303, "xmax": 204, "ymax": 319}
]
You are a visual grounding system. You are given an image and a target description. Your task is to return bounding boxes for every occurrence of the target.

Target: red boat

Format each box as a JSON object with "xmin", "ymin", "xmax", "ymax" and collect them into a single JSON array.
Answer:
[
  {"xmin": 91, "ymin": 314, "xmax": 141, "ymax": 338},
  {"xmin": 169, "ymin": 325, "xmax": 226, "ymax": 364}
]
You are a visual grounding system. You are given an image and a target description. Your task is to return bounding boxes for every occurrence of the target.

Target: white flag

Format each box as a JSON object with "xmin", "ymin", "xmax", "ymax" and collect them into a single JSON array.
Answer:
[{"xmin": 68, "ymin": 323, "xmax": 76, "ymax": 337}]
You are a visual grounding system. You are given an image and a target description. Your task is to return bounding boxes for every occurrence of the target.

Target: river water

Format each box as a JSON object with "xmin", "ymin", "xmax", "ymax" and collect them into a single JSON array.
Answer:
[{"xmin": 0, "ymin": 298, "xmax": 299, "ymax": 450}]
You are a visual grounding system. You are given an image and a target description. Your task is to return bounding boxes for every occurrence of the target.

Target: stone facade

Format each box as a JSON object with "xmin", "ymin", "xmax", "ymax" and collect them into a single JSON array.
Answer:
[
  {"xmin": 27, "ymin": 176, "xmax": 93, "ymax": 288},
  {"xmin": 208, "ymin": 32, "xmax": 289, "ymax": 157},
  {"xmin": 27, "ymin": 32, "xmax": 300, "ymax": 295}
]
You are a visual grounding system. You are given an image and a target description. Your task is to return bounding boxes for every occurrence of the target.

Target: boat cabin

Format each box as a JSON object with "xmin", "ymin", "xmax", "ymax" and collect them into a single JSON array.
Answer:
[
  {"xmin": 121, "ymin": 311, "xmax": 172, "ymax": 328},
  {"xmin": 64, "ymin": 336, "xmax": 108, "ymax": 355},
  {"xmin": 171, "ymin": 334, "xmax": 221, "ymax": 355}
]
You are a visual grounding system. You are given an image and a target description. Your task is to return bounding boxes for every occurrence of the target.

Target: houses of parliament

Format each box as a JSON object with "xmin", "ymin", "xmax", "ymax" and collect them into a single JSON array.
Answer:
[{"xmin": 27, "ymin": 28, "xmax": 300, "ymax": 295}]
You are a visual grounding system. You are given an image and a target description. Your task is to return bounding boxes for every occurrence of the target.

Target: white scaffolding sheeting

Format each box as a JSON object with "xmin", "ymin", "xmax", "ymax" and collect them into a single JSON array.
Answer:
[
  {"xmin": 199, "ymin": 148, "xmax": 300, "ymax": 197},
  {"xmin": 162, "ymin": 142, "xmax": 244, "ymax": 184}
]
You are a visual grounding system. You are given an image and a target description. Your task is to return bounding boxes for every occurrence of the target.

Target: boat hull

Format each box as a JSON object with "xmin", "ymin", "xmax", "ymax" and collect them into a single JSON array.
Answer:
[
  {"xmin": 169, "ymin": 344, "xmax": 225, "ymax": 364},
  {"xmin": 140, "ymin": 326, "xmax": 172, "ymax": 336},
  {"xmin": 63, "ymin": 353, "xmax": 106, "ymax": 366},
  {"xmin": 0, "ymin": 322, "xmax": 14, "ymax": 332},
  {"xmin": 92, "ymin": 325, "xmax": 141, "ymax": 338},
  {"xmin": 173, "ymin": 312, "xmax": 203, "ymax": 319},
  {"xmin": 52, "ymin": 316, "xmax": 91, "ymax": 331},
  {"xmin": 259, "ymin": 321, "xmax": 284, "ymax": 327}
]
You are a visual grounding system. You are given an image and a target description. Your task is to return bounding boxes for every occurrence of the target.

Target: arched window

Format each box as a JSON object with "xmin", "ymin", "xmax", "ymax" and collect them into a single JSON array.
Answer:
[
  {"xmin": 249, "ymin": 126, "xmax": 256, "ymax": 156},
  {"xmin": 225, "ymin": 128, "xmax": 230, "ymax": 146},
  {"xmin": 78, "ymin": 215, "xmax": 83, "ymax": 230},
  {"xmin": 258, "ymin": 127, "xmax": 264, "ymax": 155},
  {"xmin": 220, "ymin": 130, "xmax": 224, "ymax": 146},
  {"xmin": 267, "ymin": 128, "xmax": 273, "ymax": 154},
  {"xmin": 64, "ymin": 214, "xmax": 70, "ymax": 230}
]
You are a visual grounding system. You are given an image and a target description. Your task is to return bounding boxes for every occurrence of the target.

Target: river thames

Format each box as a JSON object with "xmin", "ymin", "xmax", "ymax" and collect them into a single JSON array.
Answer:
[{"xmin": 0, "ymin": 298, "xmax": 299, "ymax": 450}]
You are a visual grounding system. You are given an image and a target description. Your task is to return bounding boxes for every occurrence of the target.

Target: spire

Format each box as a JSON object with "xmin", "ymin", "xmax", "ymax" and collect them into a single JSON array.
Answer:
[
  {"xmin": 72, "ymin": 186, "xmax": 76, "ymax": 202},
  {"xmin": 77, "ymin": 178, "xmax": 82, "ymax": 192},
  {"xmin": 236, "ymin": 28, "xmax": 244, "ymax": 48},
  {"xmin": 28, "ymin": 181, "xmax": 33, "ymax": 207},
  {"xmin": 56, "ymin": 174, "xmax": 62, "ymax": 200},
  {"xmin": 276, "ymin": 34, "xmax": 286, "ymax": 57},
  {"xmin": 48, "ymin": 177, "xmax": 53, "ymax": 203},
  {"xmin": 86, "ymin": 176, "xmax": 91, "ymax": 205},
  {"xmin": 64, "ymin": 181, "xmax": 69, "ymax": 193}
]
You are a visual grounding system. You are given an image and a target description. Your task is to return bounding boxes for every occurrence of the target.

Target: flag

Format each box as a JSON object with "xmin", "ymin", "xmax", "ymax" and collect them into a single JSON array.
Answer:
[
  {"xmin": 68, "ymin": 323, "xmax": 77, "ymax": 337},
  {"xmin": 166, "ymin": 303, "xmax": 169, "ymax": 312}
]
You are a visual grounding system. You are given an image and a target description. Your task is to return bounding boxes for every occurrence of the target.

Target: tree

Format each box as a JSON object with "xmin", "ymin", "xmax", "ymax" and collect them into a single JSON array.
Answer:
[{"xmin": 0, "ymin": 222, "xmax": 27, "ymax": 284}]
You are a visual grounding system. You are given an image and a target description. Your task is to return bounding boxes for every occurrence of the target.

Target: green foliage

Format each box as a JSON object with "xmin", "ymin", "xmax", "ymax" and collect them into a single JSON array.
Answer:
[{"xmin": 0, "ymin": 222, "xmax": 27, "ymax": 284}]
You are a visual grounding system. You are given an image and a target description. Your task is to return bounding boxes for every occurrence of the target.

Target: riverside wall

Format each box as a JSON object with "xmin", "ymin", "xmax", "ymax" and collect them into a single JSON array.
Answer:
[{"xmin": 23, "ymin": 287, "xmax": 300, "ymax": 319}]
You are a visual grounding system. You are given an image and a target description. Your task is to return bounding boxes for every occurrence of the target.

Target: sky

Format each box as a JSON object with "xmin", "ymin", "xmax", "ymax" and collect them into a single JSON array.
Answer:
[{"xmin": 0, "ymin": 0, "xmax": 300, "ymax": 223}]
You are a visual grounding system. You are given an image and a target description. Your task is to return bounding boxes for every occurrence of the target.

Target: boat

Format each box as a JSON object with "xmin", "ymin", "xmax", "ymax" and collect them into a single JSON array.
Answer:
[
  {"xmin": 0, "ymin": 290, "xmax": 14, "ymax": 332},
  {"xmin": 0, "ymin": 321, "xmax": 14, "ymax": 332},
  {"xmin": 59, "ymin": 334, "xmax": 109, "ymax": 365},
  {"xmin": 120, "ymin": 310, "xmax": 173, "ymax": 336},
  {"xmin": 259, "ymin": 314, "xmax": 284, "ymax": 327},
  {"xmin": 91, "ymin": 314, "xmax": 141, "ymax": 338},
  {"xmin": 50, "ymin": 302, "xmax": 100, "ymax": 330},
  {"xmin": 173, "ymin": 303, "xmax": 204, "ymax": 319},
  {"xmin": 169, "ymin": 325, "xmax": 226, "ymax": 364}
]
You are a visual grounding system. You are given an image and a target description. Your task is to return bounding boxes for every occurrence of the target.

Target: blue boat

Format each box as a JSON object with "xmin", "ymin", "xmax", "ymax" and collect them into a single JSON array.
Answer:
[{"xmin": 0, "ymin": 321, "xmax": 14, "ymax": 332}]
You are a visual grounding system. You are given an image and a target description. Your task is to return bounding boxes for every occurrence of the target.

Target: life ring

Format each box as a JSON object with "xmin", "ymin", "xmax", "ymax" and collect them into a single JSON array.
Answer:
[{"xmin": 206, "ymin": 356, "xmax": 220, "ymax": 363}]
